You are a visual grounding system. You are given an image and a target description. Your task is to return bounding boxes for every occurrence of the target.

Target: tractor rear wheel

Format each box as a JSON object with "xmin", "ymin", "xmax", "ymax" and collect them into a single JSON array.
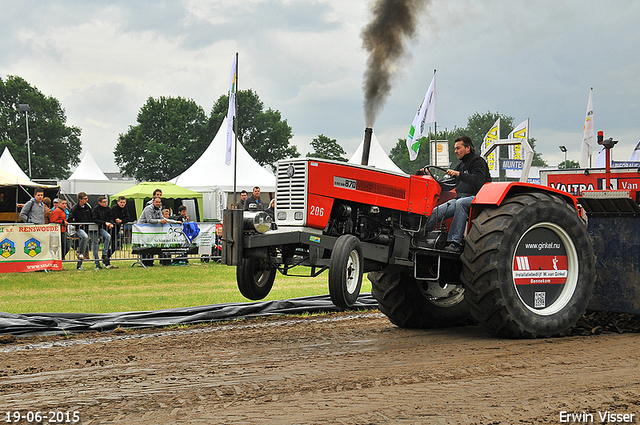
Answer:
[
  {"xmin": 369, "ymin": 266, "xmax": 471, "ymax": 329},
  {"xmin": 237, "ymin": 257, "xmax": 276, "ymax": 300},
  {"xmin": 328, "ymin": 235, "xmax": 363, "ymax": 309},
  {"xmin": 461, "ymin": 192, "xmax": 595, "ymax": 338}
]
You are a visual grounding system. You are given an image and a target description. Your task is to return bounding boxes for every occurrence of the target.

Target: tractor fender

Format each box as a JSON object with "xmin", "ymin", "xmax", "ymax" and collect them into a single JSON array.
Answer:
[{"xmin": 469, "ymin": 182, "xmax": 578, "ymax": 222}]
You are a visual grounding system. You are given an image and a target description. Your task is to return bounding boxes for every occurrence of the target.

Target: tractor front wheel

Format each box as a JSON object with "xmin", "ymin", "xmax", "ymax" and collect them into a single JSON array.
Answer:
[
  {"xmin": 237, "ymin": 257, "xmax": 276, "ymax": 300},
  {"xmin": 329, "ymin": 235, "xmax": 363, "ymax": 309}
]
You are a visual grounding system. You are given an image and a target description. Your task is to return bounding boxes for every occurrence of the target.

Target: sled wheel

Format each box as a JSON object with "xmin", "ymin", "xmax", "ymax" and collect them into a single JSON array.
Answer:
[
  {"xmin": 328, "ymin": 235, "xmax": 363, "ymax": 309},
  {"xmin": 237, "ymin": 257, "xmax": 276, "ymax": 300},
  {"xmin": 369, "ymin": 266, "xmax": 471, "ymax": 329},
  {"xmin": 461, "ymin": 192, "xmax": 595, "ymax": 338}
]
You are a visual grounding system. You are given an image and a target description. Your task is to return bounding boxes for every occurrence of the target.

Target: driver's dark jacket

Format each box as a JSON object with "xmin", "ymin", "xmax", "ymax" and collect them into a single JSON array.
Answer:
[{"xmin": 454, "ymin": 152, "xmax": 491, "ymax": 198}]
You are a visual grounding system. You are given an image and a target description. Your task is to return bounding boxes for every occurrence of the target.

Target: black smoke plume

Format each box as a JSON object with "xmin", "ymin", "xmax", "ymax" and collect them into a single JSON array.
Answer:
[{"xmin": 361, "ymin": 0, "xmax": 428, "ymax": 126}]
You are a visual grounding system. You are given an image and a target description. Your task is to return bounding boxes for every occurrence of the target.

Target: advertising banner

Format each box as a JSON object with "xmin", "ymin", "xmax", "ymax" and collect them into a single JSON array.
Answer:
[
  {"xmin": 132, "ymin": 223, "xmax": 218, "ymax": 255},
  {"xmin": 0, "ymin": 224, "xmax": 62, "ymax": 273},
  {"xmin": 483, "ymin": 118, "xmax": 500, "ymax": 178},
  {"xmin": 541, "ymin": 168, "xmax": 640, "ymax": 196},
  {"xmin": 429, "ymin": 140, "xmax": 450, "ymax": 167},
  {"xmin": 502, "ymin": 159, "xmax": 524, "ymax": 170}
]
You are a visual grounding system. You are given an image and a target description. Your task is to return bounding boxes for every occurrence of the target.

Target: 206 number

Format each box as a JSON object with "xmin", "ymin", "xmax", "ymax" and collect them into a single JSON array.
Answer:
[{"xmin": 309, "ymin": 206, "xmax": 324, "ymax": 216}]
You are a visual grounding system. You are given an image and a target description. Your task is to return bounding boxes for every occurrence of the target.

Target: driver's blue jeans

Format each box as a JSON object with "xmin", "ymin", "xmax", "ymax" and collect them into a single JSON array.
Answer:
[{"xmin": 425, "ymin": 196, "xmax": 474, "ymax": 245}]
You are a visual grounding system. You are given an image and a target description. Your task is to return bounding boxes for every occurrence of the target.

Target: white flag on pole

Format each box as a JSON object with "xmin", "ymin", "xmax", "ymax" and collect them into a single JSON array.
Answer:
[
  {"xmin": 225, "ymin": 56, "xmax": 237, "ymax": 166},
  {"xmin": 630, "ymin": 140, "xmax": 640, "ymax": 161},
  {"xmin": 406, "ymin": 71, "xmax": 436, "ymax": 161},
  {"xmin": 580, "ymin": 88, "xmax": 594, "ymax": 168},
  {"xmin": 508, "ymin": 119, "xmax": 529, "ymax": 160}
]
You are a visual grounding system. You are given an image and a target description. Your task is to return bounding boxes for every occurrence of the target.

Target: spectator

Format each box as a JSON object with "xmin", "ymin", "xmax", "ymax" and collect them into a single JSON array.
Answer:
[
  {"xmin": 214, "ymin": 225, "xmax": 223, "ymax": 257},
  {"xmin": 235, "ymin": 190, "xmax": 248, "ymax": 210},
  {"xmin": 43, "ymin": 197, "xmax": 52, "ymax": 224},
  {"xmin": 110, "ymin": 195, "xmax": 131, "ymax": 252},
  {"xmin": 91, "ymin": 196, "xmax": 115, "ymax": 270},
  {"xmin": 145, "ymin": 188, "xmax": 163, "ymax": 206},
  {"xmin": 172, "ymin": 205, "xmax": 190, "ymax": 222},
  {"xmin": 49, "ymin": 199, "xmax": 69, "ymax": 260},
  {"xmin": 20, "ymin": 188, "xmax": 46, "ymax": 224},
  {"xmin": 138, "ymin": 197, "xmax": 167, "ymax": 267},
  {"xmin": 244, "ymin": 186, "xmax": 265, "ymax": 211},
  {"xmin": 52, "ymin": 197, "xmax": 70, "ymax": 219},
  {"xmin": 68, "ymin": 192, "xmax": 92, "ymax": 270},
  {"xmin": 266, "ymin": 198, "xmax": 277, "ymax": 230},
  {"xmin": 266, "ymin": 198, "xmax": 275, "ymax": 219},
  {"xmin": 139, "ymin": 197, "xmax": 168, "ymax": 225},
  {"xmin": 62, "ymin": 199, "xmax": 70, "ymax": 219}
]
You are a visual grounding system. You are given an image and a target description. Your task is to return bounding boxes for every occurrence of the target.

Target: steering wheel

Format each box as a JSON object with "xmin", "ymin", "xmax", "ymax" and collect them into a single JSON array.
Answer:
[{"xmin": 424, "ymin": 165, "xmax": 458, "ymax": 192}]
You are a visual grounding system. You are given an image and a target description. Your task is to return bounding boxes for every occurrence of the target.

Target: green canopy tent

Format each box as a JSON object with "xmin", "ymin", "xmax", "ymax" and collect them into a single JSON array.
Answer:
[{"xmin": 110, "ymin": 182, "xmax": 204, "ymax": 221}]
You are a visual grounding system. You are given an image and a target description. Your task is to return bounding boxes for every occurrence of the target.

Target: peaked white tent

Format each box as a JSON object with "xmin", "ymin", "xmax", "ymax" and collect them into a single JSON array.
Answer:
[
  {"xmin": 0, "ymin": 147, "xmax": 30, "ymax": 181},
  {"xmin": 348, "ymin": 131, "xmax": 405, "ymax": 174},
  {"xmin": 60, "ymin": 151, "xmax": 136, "ymax": 196},
  {"xmin": 68, "ymin": 152, "xmax": 109, "ymax": 181},
  {"xmin": 171, "ymin": 118, "xmax": 276, "ymax": 220}
]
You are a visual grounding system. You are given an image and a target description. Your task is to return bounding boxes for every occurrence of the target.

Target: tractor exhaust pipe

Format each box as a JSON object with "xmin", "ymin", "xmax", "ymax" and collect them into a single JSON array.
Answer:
[{"xmin": 361, "ymin": 127, "xmax": 373, "ymax": 166}]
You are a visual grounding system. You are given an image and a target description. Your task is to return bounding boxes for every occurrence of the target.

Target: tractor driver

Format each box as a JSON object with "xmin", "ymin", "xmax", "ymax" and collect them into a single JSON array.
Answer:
[{"xmin": 421, "ymin": 135, "xmax": 491, "ymax": 253}]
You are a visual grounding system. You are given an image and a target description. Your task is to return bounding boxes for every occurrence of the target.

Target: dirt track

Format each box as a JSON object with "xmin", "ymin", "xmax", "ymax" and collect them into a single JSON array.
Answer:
[{"xmin": 1, "ymin": 311, "xmax": 640, "ymax": 424}]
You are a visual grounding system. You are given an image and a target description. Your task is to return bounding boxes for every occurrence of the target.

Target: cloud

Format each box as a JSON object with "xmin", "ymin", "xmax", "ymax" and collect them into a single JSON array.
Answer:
[{"xmin": 1, "ymin": 0, "xmax": 639, "ymax": 173}]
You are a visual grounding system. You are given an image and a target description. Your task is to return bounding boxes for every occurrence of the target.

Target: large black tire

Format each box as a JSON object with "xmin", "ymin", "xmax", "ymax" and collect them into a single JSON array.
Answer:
[
  {"xmin": 328, "ymin": 235, "xmax": 363, "ymax": 309},
  {"xmin": 237, "ymin": 257, "xmax": 276, "ymax": 300},
  {"xmin": 461, "ymin": 192, "xmax": 595, "ymax": 338},
  {"xmin": 369, "ymin": 266, "xmax": 471, "ymax": 329}
]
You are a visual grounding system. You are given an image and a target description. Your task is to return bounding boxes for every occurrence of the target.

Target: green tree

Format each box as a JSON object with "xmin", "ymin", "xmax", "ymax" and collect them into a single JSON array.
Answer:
[
  {"xmin": 114, "ymin": 96, "xmax": 209, "ymax": 181},
  {"xmin": 210, "ymin": 89, "xmax": 298, "ymax": 170},
  {"xmin": 0, "ymin": 75, "xmax": 82, "ymax": 179},
  {"xmin": 306, "ymin": 134, "xmax": 347, "ymax": 161},
  {"xmin": 559, "ymin": 160, "xmax": 580, "ymax": 169}
]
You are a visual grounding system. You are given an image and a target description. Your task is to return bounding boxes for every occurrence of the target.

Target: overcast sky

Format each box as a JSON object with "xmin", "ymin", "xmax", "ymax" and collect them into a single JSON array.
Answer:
[{"xmin": 2, "ymin": 0, "xmax": 639, "ymax": 174}]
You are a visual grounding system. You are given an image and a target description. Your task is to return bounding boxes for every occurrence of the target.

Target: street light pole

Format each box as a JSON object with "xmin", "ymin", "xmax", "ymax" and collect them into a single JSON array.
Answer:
[
  {"xmin": 559, "ymin": 145, "xmax": 567, "ymax": 166},
  {"xmin": 18, "ymin": 104, "xmax": 31, "ymax": 179}
]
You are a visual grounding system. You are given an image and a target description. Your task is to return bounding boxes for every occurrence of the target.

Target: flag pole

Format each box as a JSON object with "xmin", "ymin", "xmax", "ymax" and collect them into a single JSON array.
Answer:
[
  {"xmin": 233, "ymin": 52, "xmax": 239, "ymax": 207},
  {"xmin": 589, "ymin": 87, "xmax": 593, "ymax": 168},
  {"xmin": 432, "ymin": 69, "xmax": 437, "ymax": 167}
]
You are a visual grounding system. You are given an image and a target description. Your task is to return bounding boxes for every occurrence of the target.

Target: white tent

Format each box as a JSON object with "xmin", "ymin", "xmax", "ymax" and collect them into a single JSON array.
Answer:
[
  {"xmin": 68, "ymin": 152, "xmax": 109, "ymax": 181},
  {"xmin": 0, "ymin": 147, "xmax": 30, "ymax": 181},
  {"xmin": 60, "ymin": 151, "xmax": 136, "ymax": 195},
  {"xmin": 171, "ymin": 118, "xmax": 276, "ymax": 220},
  {"xmin": 348, "ymin": 130, "xmax": 405, "ymax": 174}
]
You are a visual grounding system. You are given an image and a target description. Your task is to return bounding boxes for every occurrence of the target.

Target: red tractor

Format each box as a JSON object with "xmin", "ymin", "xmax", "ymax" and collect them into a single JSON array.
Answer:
[{"xmin": 222, "ymin": 149, "xmax": 596, "ymax": 338}]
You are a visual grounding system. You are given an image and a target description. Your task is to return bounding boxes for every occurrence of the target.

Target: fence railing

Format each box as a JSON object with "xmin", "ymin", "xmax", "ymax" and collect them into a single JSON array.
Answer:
[{"xmin": 64, "ymin": 223, "xmax": 221, "ymax": 266}]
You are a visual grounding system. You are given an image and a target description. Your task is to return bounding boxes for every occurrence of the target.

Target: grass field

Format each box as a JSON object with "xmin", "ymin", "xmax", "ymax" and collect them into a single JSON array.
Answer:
[{"xmin": 0, "ymin": 260, "xmax": 372, "ymax": 314}]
